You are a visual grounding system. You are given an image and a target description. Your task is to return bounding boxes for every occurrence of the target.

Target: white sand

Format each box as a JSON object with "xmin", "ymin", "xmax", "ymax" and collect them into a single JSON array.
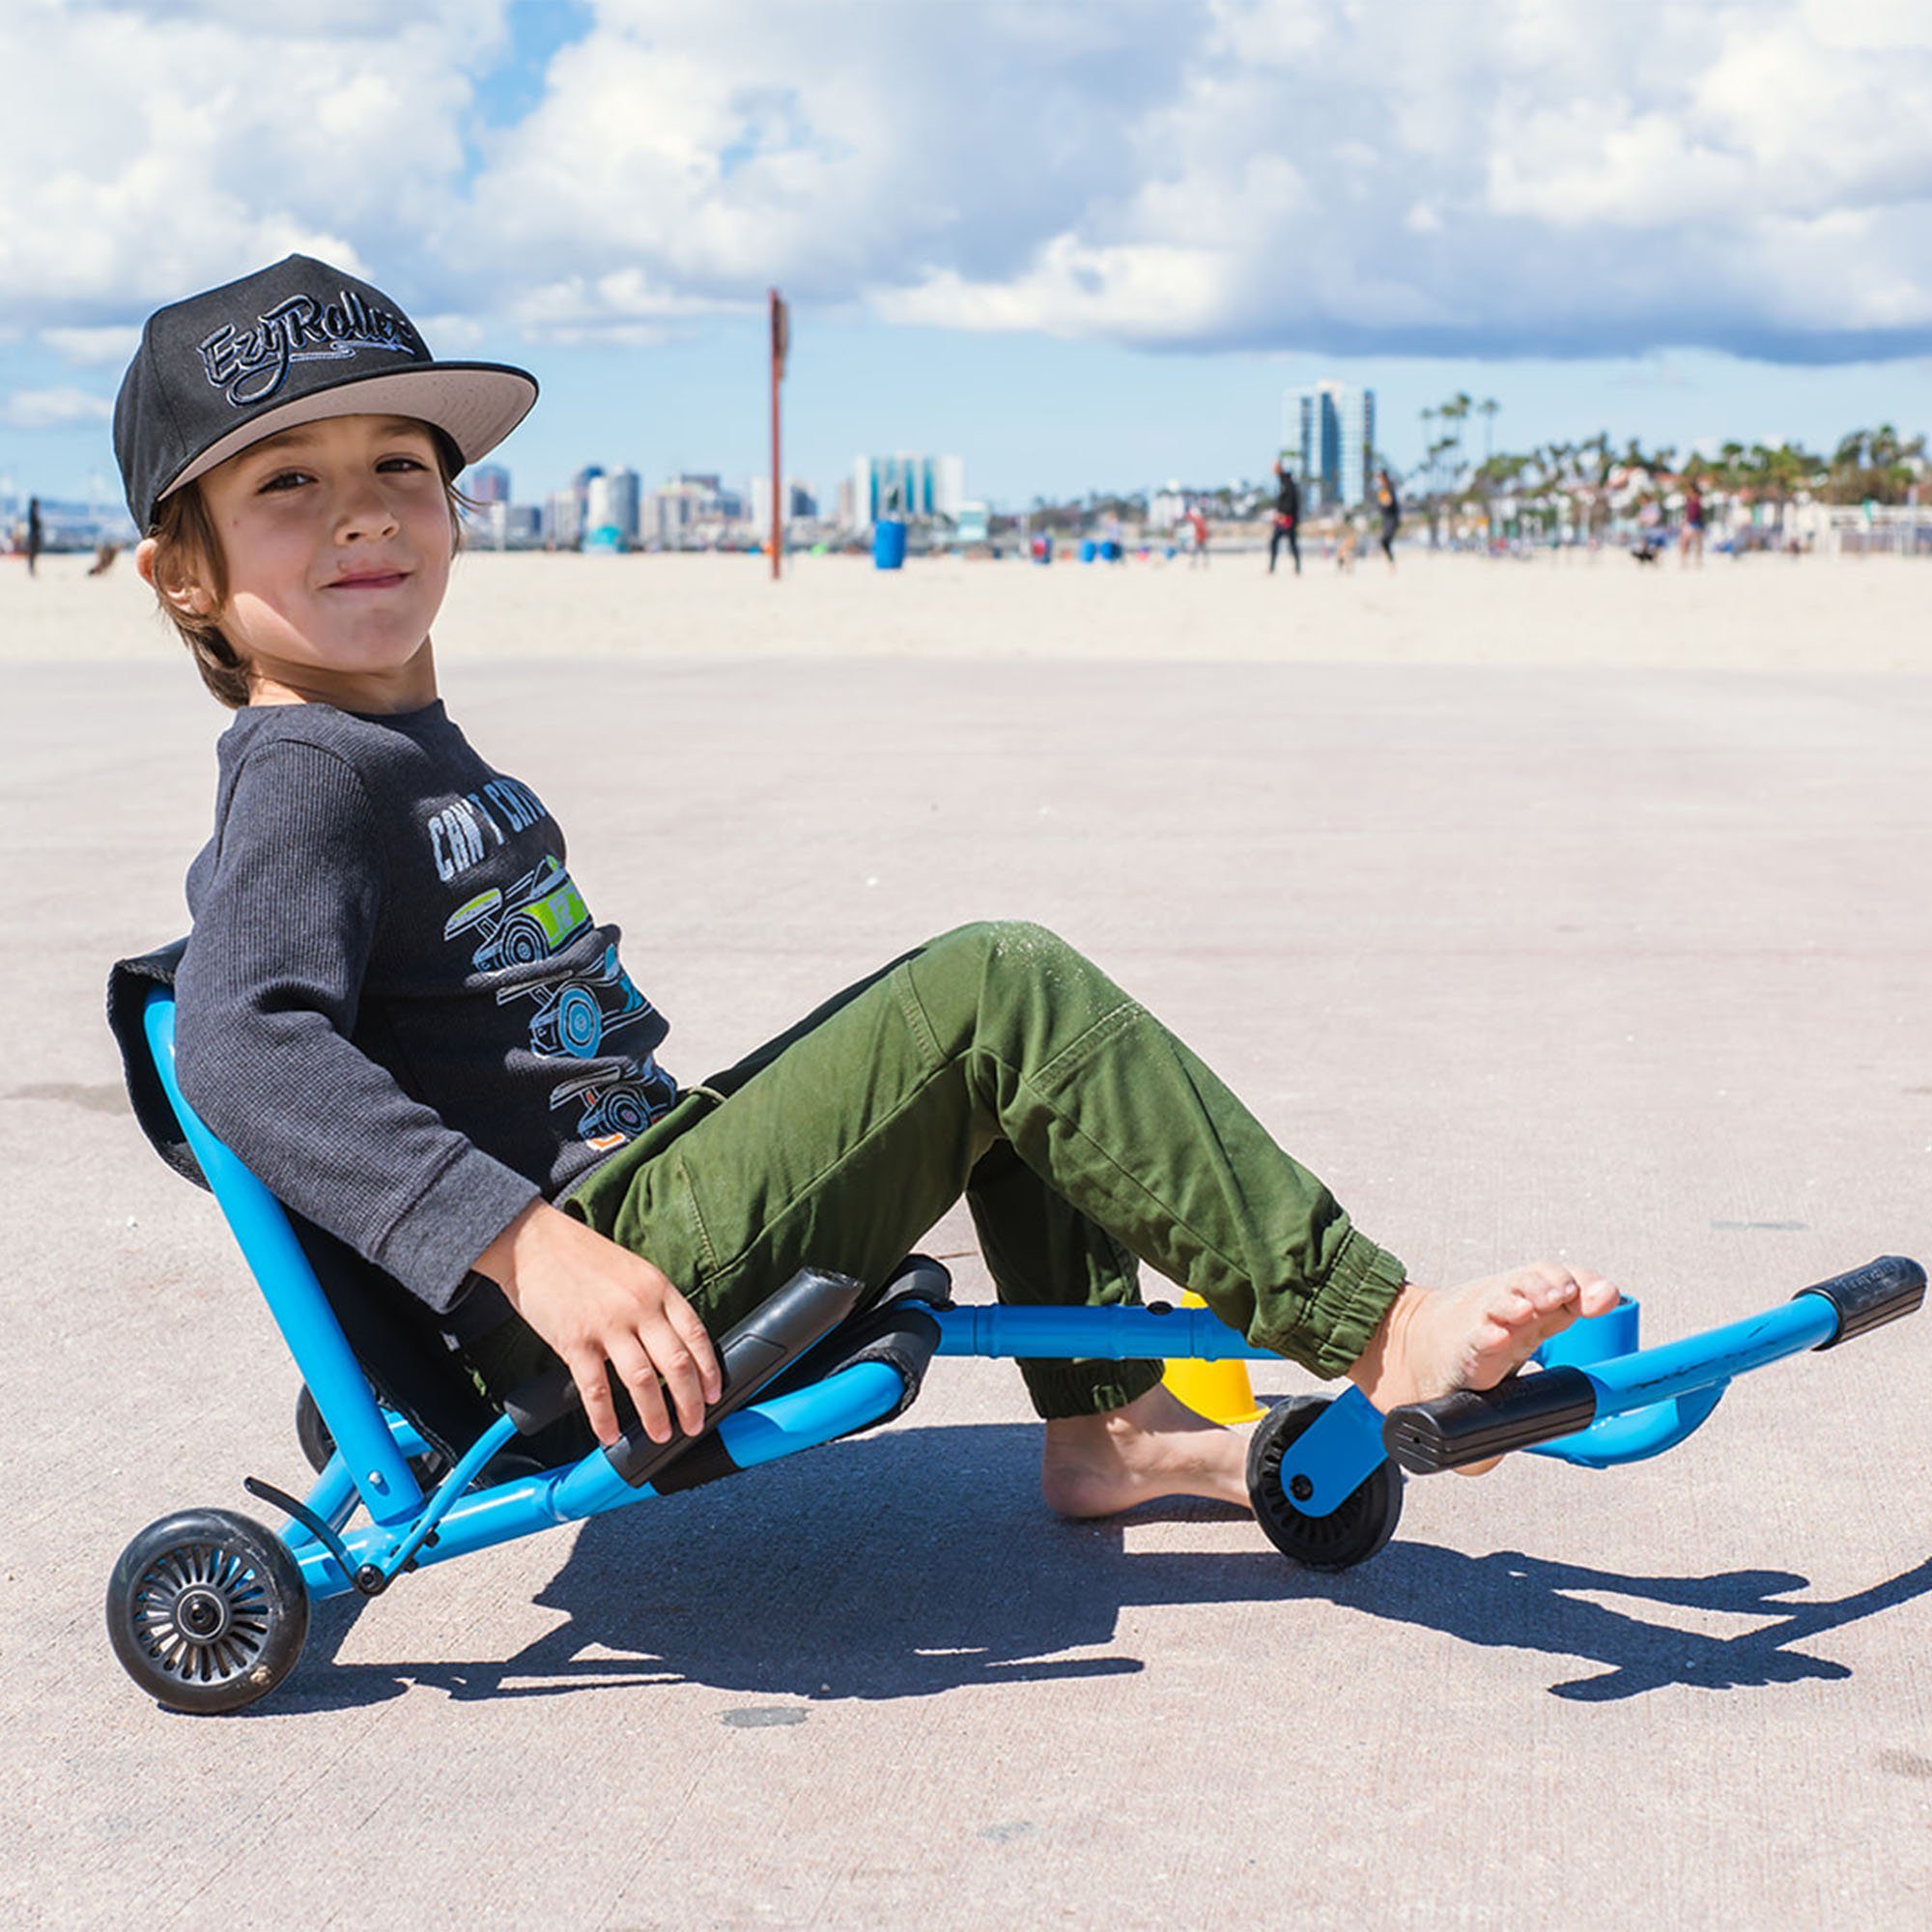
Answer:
[{"xmin": 3, "ymin": 545, "xmax": 1926, "ymax": 674}]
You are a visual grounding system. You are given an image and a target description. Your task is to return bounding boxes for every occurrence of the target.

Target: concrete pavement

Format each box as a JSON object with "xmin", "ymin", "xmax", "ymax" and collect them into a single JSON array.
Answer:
[{"xmin": 3, "ymin": 651, "xmax": 1928, "ymax": 1927}]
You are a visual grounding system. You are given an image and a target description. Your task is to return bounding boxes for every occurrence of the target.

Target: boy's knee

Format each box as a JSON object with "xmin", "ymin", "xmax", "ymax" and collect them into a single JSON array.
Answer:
[{"xmin": 938, "ymin": 919, "xmax": 1079, "ymax": 978}]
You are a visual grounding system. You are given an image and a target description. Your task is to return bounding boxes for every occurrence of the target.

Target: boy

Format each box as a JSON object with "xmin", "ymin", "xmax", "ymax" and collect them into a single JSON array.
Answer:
[{"xmin": 120, "ymin": 257, "xmax": 1618, "ymax": 1516}]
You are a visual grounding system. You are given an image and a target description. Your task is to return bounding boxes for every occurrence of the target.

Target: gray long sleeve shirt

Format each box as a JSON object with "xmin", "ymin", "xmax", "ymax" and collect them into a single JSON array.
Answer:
[{"xmin": 175, "ymin": 699, "xmax": 676, "ymax": 1313}]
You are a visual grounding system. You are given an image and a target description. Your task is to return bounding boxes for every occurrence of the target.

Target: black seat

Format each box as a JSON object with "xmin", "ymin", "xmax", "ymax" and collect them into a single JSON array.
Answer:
[{"xmin": 108, "ymin": 944, "xmax": 515, "ymax": 1468}]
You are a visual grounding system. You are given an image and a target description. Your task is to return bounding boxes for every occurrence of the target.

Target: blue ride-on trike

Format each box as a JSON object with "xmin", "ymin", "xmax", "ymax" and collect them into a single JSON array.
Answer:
[{"xmin": 103, "ymin": 956, "xmax": 1926, "ymax": 1713}]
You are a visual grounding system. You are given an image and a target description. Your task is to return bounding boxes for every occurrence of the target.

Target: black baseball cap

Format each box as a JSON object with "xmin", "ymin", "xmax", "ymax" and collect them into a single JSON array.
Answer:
[{"xmin": 114, "ymin": 253, "xmax": 537, "ymax": 531}]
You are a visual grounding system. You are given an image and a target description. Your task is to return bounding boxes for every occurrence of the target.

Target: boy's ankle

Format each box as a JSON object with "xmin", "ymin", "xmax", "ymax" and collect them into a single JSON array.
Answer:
[{"xmin": 1344, "ymin": 1282, "xmax": 1420, "ymax": 1410}]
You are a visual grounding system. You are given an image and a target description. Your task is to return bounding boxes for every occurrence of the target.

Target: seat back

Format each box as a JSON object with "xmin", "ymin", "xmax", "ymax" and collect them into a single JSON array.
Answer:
[{"xmin": 108, "ymin": 952, "xmax": 505, "ymax": 1509}]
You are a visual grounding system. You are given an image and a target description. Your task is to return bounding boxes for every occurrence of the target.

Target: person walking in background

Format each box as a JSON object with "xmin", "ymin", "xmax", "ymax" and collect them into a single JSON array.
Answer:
[
  {"xmin": 1185, "ymin": 500, "xmax": 1208, "ymax": 569},
  {"xmin": 26, "ymin": 496, "xmax": 43, "ymax": 577},
  {"xmin": 1376, "ymin": 469, "xmax": 1401, "ymax": 571},
  {"xmin": 1680, "ymin": 478, "xmax": 1706, "ymax": 567},
  {"xmin": 1268, "ymin": 460, "xmax": 1301, "ymax": 576}
]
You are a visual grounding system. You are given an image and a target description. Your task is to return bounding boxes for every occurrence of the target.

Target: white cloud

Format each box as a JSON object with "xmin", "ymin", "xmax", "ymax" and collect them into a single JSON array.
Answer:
[
  {"xmin": 42, "ymin": 327, "xmax": 140, "ymax": 365},
  {"xmin": 0, "ymin": 0, "xmax": 506, "ymax": 326},
  {"xmin": 2, "ymin": 0, "xmax": 1930, "ymax": 365},
  {"xmin": 2, "ymin": 386, "xmax": 113, "ymax": 429}
]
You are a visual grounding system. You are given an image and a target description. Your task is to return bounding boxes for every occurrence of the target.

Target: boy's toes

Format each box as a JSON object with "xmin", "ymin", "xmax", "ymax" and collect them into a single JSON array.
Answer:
[
  {"xmin": 1577, "ymin": 1271, "xmax": 1622, "ymax": 1318},
  {"xmin": 1522, "ymin": 1264, "xmax": 1587, "ymax": 1313}
]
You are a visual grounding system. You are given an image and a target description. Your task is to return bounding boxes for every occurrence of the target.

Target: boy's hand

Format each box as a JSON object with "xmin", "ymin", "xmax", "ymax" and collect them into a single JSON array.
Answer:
[{"xmin": 475, "ymin": 1202, "xmax": 723, "ymax": 1449}]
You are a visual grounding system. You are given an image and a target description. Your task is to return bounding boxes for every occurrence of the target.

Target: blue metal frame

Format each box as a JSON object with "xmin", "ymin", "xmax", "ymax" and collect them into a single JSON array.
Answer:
[{"xmin": 139, "ymin": 985, "xmax": 1876, "ymax": 1606}]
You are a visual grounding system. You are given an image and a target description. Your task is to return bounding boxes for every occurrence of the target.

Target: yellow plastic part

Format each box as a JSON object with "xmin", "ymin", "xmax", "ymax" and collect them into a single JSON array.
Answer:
[{"xmin": 1161, "ymin": 1291, "xmax": 1264, "ymax": 1424}]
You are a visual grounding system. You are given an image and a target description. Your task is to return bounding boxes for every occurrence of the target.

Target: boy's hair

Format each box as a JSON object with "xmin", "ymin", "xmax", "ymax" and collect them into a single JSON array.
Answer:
[{"xmin": 147, "ymin": 428, "xmax": 472, "ymax": 710}]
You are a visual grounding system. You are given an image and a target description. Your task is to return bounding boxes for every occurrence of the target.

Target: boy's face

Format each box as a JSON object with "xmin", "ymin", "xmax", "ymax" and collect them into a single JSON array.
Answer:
[{"xmin": 190, "ymin": 412, "xmax": 455, "ymax": 707}]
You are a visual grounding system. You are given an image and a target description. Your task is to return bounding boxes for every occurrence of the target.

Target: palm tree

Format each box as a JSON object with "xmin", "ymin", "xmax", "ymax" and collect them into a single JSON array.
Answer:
[
  {"xmin": 1438, "ymin": 392, "xmax": 1472, "ymax": 479},
  {"xmin": 1478, "ymin": 397, "xmax": 1501, "ymax": 466},
  {"xmin": 1825, "ymin": 425, "xmax": 1925, "ymax": 504},
  {"xmin": 1748, "ymin": 441, "xmax": 1821, "ymax": 536}
]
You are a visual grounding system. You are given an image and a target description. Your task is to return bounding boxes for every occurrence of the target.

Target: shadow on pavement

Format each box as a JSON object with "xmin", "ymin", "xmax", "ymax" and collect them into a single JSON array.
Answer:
[
  {"xmin": 1305, "ymin": 1539, "xmax": 1932, "ymax": 1701},
  {"xmin": 279, "ymin": 1423, "xmax": 1932, "ymax": 1714}
]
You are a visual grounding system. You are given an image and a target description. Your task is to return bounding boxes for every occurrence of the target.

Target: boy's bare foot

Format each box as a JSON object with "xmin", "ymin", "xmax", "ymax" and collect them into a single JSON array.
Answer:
[
  {"xmin": 1348, "ymin": 1262, "xmax": 1621, "ymax": 1471},
  {"xmin": 1039, "ymin": 1382, "xmax": 1253, "ymax": 1519}
]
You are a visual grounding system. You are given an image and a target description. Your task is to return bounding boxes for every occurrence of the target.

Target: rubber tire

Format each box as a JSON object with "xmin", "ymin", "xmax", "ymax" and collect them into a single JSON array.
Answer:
[
  {"xmin": 295, "ymin": 1382, "xmax": 334, "ymax": 1475},
  {"xmin": 296, "ymin": 1383, "xmax": 451, "ymax": 1490},
  {"xmin": 1247, "ymin": 1396, "xmax": 1404, "ymax": 1572},
  {"xmin": 106, "ymin": 1507, "xmax": 309, "ymax": 1713}
]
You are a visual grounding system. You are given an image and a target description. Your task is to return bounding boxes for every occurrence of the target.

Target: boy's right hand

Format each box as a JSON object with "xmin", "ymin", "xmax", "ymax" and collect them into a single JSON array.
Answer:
[{"xmin": 474, "ymin": 1202, "xmax": 723, "ymax": 1449}]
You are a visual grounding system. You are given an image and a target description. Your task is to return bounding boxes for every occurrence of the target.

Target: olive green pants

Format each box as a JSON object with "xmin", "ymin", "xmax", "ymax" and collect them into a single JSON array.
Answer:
[{"xmin": 469, "ymin": 922, "xmax": 1406, "ymax": 1433}]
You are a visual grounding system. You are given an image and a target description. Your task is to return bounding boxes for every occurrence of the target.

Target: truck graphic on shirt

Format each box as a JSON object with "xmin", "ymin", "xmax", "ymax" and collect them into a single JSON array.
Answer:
[
  {"xmin": 548, "ymin": 1053, "xmax": 677, "ymax": 1149},
  {"xmin": 441, "ymin": 852, "xmax": 668, "ymax": 1147},
  {"xmin": 442, "ymin": 855, "xmax": 590, "ymax": 972},
  {"xmin": 500, "ymin": 941, "xmax": 658, "ymax": 1060}
]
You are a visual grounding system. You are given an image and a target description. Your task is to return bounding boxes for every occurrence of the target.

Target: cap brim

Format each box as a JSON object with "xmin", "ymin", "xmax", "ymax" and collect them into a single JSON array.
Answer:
[{"xmin": 158, "ymin": 362, "xmax": 538, "ymax": 505}]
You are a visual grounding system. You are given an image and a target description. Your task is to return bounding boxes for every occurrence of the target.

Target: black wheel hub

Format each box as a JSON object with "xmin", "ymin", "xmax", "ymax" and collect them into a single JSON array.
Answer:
[
  {"xmin": 173, "ymin": 1584, "xmax": 231, "ymax": 1642},
  {"xmin": 135, "ymin": 1544, "xmax": 271, "ymax": 1686}
]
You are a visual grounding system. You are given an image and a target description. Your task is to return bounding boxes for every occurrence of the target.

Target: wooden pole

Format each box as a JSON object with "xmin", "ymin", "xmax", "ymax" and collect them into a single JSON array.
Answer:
[{"xmin": 769, "ymin": 288, "xmax": 786, "ymax": 582}]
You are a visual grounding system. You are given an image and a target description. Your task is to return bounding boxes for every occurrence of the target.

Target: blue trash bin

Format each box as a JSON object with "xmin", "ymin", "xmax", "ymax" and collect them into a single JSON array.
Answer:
[
  {"xmin": 873, "ymin": 519, "xmax": 907, "ymax": 570},
  {"xmin": 1100, "ymin": 539, "xmax": 1121, "ymax": 562},
  {"xmin": 1078, "ymin": 538, "xmax": 1097, "ymax": 563}
]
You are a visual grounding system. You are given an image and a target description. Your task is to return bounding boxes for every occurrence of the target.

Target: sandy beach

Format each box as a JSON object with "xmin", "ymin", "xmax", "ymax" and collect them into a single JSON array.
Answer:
[{"xmin": 5, "ymin": 544, "xmax": 1929, "ymax": 675}]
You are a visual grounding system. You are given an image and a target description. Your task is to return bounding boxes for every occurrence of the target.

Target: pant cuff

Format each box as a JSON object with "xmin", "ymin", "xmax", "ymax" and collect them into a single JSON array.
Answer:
[
  {"xmin": 1279, "ymin": 1228, "xmax": 1408, "ymax": 1378},
  {"xmin": 1018, "ymin": 1355, "xmax": 1165, "ymax": 1420}
]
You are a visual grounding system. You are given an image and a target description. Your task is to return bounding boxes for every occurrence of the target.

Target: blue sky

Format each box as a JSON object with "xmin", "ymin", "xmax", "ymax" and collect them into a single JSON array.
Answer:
[{"xmin": 4, "ymin": 0, "xmax": 1929, "ymax": 515}]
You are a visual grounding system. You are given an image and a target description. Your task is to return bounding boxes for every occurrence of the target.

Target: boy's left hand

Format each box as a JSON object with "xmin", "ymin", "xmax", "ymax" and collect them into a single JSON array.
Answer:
[{"xmin": 474, "ymin": 1202, "xmax": 723, "ymax": 1448}]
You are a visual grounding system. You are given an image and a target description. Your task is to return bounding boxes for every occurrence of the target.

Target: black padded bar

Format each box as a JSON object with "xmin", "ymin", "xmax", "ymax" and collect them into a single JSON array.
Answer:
[
  {"xmin": 502, "ymin": 1359, "xmax": 580, "ymax": 1437},
  {"xmin": 1797, "ymin": 1254, "xmax": 1926, "ymax": 1350},
  {"xmin": 879, "ymin": 1253, "xmax": 954, "ymax": 1308},
  {"xmin": 605, "ymin": 1266, "xmax": 868, "ymax": 1490},
  {"xmin": 502, "ymin": 1254, "xmax": 953, "ymax": 1438},
  {"xmin": 1381, "ymin": 1367, "xmax": 1600, "ymax": 1474}
]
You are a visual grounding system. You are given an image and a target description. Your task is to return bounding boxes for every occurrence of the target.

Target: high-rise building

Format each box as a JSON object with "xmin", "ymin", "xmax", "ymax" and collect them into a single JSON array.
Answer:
[
  {"xmin": 751, "ymin": 476, "xmax": 819, "ymax": 530},
  {"xmin": 851, "ymin": 453, "xmax": 967, "ymax": 528},
  {"xmin": 585, "ymin": 468, "xmax": 640, "ymax": 545},
  {"xmin": 469, "ymin": 464, "xmax": 510, "ymax": 506},
  {"xmin": 544, "ymin": 488, "xmax": 582, "ymax": 549},
  {"xmin": 645, "ymin": 476, "xmax": 725, "ymax": 546},
  {"xmin": 934, "ymin": 455, "xmax": 965, "ymax": 524},
  {"xmin": 1282, "ymin": 383, "xmax": 1376, "ymax": 511},
  {"xmin": 571, "ymin": 464, "xmax": 604, "ymax": 531}
]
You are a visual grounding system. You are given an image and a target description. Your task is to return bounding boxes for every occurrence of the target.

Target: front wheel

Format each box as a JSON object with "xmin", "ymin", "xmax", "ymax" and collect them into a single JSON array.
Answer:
[
  {"xmin": 1246, "ymin": 1396, "xmax": 1403, "ymax": 1572},
  {"xmin": 106, "ymin": 1508, "xmax": 309, "ymax": 1713}
]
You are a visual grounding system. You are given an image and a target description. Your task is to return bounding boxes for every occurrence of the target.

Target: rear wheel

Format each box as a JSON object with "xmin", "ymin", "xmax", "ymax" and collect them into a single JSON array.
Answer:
[
  {"xmin": 106, "ymin": 1508, "xmax": 308, "ymax": 1713},
  {"xmin": 295, "ymin": 1382, "xmax": 334, "ymax": 1475}
]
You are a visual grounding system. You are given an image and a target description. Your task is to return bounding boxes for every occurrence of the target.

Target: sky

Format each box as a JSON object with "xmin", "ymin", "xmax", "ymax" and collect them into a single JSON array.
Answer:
[{"xmin": 3, "ymin": 0, "xmax": 1931, "ymax": 516}]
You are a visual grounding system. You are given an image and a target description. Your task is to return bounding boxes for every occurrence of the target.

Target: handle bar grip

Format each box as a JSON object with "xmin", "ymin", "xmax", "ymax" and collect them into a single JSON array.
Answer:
[
  {"xmin": 1381, "ymin": 1366, "xmax": 1599, "ymax": 1474},
  {"xmin": 1797, "ymin": 1255, "xmax": 1925, "ymax": 1349},
  {"xmin": 499, "ymin": 1265, "xmax": 871, "ymax": 1446},
  {"xmin": 604, "ymin": 1265, "xmax": 868, "ymax": 1490},
  {"xmin": 503, "ymin": 1360, "xmax": 580, "ymax": 1437}
]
